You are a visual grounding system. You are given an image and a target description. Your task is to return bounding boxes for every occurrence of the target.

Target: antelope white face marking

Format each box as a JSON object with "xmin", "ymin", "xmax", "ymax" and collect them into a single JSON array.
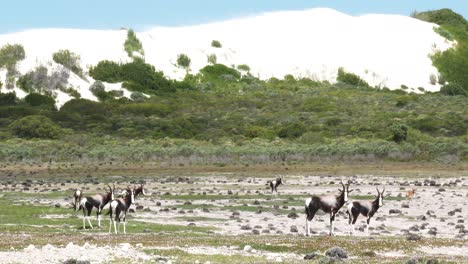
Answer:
[
  {"xmin": 344, "ymin": 190, "xmax": 348, "ymax": 202},
  {"xmin": 379, "ymin": 194, "xmax": 383, "ymax": 207},
  {"xmin": 131, "ymin": 191, "xmax": 135, "ymax": 204},
  {"xmin": 272, "ymin": 180, "xmax": 276, "ymax": 186},
  {"xmin": 305, "ymin": 197, "xmax": 312, "ymax": 207},
  {"xmin": 76, "ymin": 190, "xmax": 81, "ymax": 196},
  {"xmin": 142, "ymin": 187, "xmax": 147, "ymax": 195}
]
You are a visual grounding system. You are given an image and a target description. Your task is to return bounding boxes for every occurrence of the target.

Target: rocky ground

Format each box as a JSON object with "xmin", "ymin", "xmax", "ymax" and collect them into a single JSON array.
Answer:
[{"xmin": 0, "ymin": 171, "xmax": 466, "ymax": 263}]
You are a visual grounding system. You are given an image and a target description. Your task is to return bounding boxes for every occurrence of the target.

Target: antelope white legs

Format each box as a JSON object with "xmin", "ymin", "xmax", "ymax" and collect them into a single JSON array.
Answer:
[
  {"xmin": 109, "ymin": 219, "xmax": 112, "ymax": 233},
  {"xmin": 366, "ymin": 217, "xmax": 370, "ymax": 235},
  {"xmin": 87, "ymin": 216, "xmax": 93, "ymax": 229},
  {"xmin": 305, "ymin": 220, "xmax": 311, "ymax": 236},
  {"xmin": 97, "ymin": 213, "xmax": 101, "ymax": 227},
  {"xmin": 123, "ymin": 221, "xmax": 126, "ymax": 234},
  {"xmin": 113, "ymin": 220, "xmax": 118, "ymax": 234}
]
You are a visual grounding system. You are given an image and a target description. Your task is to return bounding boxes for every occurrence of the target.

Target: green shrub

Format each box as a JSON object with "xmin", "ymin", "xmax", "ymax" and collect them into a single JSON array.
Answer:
[
  {"xmin": 440, "ymin": 83, "xmax": 467, "ymax": 96},
  {"xmin": 278, "ymin": 122, "xmax": 306, "ymax": 138},
  {"xmin": 89, "ymin": 81, "xmax": 112, "ymax": 101},
  {"xmin": 211, "ymin": 40, "xmax": 222, "ymax": 48},
  {"xmin": 390, "ymin": 123, "xmax": 408, "ymax": 143},
  {"xmin": 199, "ymin": 64, "xmax": 241, "ymax": 82},
  {"xmin": 237, "ymin": 64, "xmax": 250, "ymax": 72},
  {"xmin": 9, "ymin": 115, "xmax": 62, "ymax": 139},
  {"xmin": 337, "ymin": 67, "xmax": 369, "ymax": 88},
  {"xmin": 52, "ymin": 49, "xmax": 83, "ymax": 77},
  {"xmin": 121, "ymin": 59, "xmax": 175, "ymax": 93},
  {"xmin": 89, "ymin": 60, "xmax": 123, "ymax": 83},
  {"xmin": 176, "ymin": 54, "xmax": 191, "ymax": 69},
  {"xmin": 0, "ymin": 92, "xmax": 17, "ymax": 105},
  {"xmin": 0, "ymin": 44, "xmax": 25, "ymax": 88},
  {"xmin": 124, "ymin": 29, "xmax": 144, "ymax": 58},
  {"xmin": 130, "ymin": 92, "xmax": 147, "ymax": 102},
  {"xmin": 16, "ymin": 65, "xmax": 49, "ymax": 93},
  {"xmin": 24, "ymin": 93, "xmax": 56, "ymax": 108},
  {"xmin": 207, "ymin": 54, "xmax": 217, "ymax": 64},
  {"xmin": 433, "ymin": 26, "xmax": 455, "ymax": 41},
  {"xmin": 0, "ymin": 44, "xmax": 25, "ymax": 68}
]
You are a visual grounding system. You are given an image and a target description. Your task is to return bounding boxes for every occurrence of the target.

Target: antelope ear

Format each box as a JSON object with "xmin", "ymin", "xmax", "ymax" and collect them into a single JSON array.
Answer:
[
  {"xmin": 348, "ymin": 189, "xmax": 354, "ymax": 193},
  {"xmin": 338, "ymin": 189, "xmax": 343, "ymax": 192}
]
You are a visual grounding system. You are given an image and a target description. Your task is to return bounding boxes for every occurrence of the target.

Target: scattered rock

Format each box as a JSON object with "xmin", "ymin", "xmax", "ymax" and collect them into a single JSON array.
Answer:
[
  {"xmin": 325, "ymin": 247, "xmax": 348, "ymax": 259},
  {"xmin": 304, "ymin": 252, "xmax": 320, "ymax": 260},
  {"xmin": 243, "ymin": 245, "xmax": 252, "ymax": 252},
  {"xmin": 288, "ymin": 212, "xmax": 299, "ymax": 219},
  {"xmin": 406, "ymin": 233, "xmax": 422, "ymax": 241}
]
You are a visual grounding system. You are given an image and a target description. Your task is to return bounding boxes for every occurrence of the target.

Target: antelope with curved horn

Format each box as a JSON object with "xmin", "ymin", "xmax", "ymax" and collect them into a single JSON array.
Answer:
[
  {"xmin": 347, "ymin": 186, "xmax": 385, "ymax": 235},
  {"xmin": 79, "ymin": 184, "xmax": 115, "ymax": 229},
  {"xmin": 305, "ymin": 180, "xmax": 352, "ymax": 236},
  {"xmin": 109, "ymin": 186, "xmax": 135, "ymax": 234},
  {"xmin": 73, "ymin": 189, "xmax": 82, "ymax": 211}
]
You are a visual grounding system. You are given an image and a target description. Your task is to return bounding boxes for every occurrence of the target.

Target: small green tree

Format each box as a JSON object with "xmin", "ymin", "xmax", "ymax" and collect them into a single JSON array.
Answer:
[
  {"xmin": 176, "ymin": 53, "xmax": 191, "ymax": 69},
  {"xmin": 207, "ymin": 54, "xmax": 217, "ymax": 64},
  {"xmin": 124, "ymin": 29, "xmax": 144, "ymax": 58},
  {"xmin": 9, "ymin": 115, "xmax": 62, "ymax": 139},
  {"xmin": 0, "ymin": 44, "xmax": 25, "ymax": 88},
  {"xmin": 237, "ymin": 64, "xmax": 250, "ymax": 72},
  {"xmin": 211, "ymin": 40, "xmax": 222, "ymax": 48},
  {"xmin": 390, "ymin": 123, "xmax": 408, "ymax": 143},
  {"xmin": 24, "ymin": 93, "xmax": 56, "ymax": 108},
  {"xmin": 337, "ymin": 67, "xmax": 369, "ymax": 88},
  {"xmin": 52, "ymin": 49, "xmax": 83, "ymax": 77}
]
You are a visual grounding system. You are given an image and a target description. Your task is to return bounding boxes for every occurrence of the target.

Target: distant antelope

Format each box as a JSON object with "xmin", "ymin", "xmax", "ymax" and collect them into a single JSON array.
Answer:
[
  {"xmin": 134, "ymin": 184, "xmax": 147, "ymax": 197},
  {"xmin": 406, "ymin": 188, "xmax": 416, "ymax": 199},
  {"xmin": 73, "ymin": 189, "xmax": 82, "ymax": 211},
  {"xmin": 79, "ymin": 184, "xmax": 115, "ymax": 229},
  {"xmin": 267, "ymin": 176, "xmax": 284, "ymax": 194},
  {"xmin": 347, "ymin": 187, "xmax": 385, "ymax": 235},
  {"xmin": 109, "ymin": 186, "xmax": 135, "ymax": 234},
  {"xmin": 305, "ymin": 181, "xmax": 352, "ymax": 236}
]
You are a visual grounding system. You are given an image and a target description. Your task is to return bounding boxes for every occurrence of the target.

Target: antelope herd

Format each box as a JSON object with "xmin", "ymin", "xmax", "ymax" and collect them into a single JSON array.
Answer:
[{"xmin": 70, "ymin": 178, "xmax": 412, "ymax": 237}]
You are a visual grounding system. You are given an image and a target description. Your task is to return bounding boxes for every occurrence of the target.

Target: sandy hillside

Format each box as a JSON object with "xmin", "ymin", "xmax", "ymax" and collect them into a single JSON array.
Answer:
[{"xmin": 0, "ymin": 8, "xmax": 454, "ymax": 107}]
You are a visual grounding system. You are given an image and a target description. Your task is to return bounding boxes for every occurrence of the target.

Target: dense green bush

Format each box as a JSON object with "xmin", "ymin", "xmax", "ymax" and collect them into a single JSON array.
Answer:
[
  {"xmin": 211, "ymin": 40, "xmax": 222, "ymax": 48},
  {"xmin": 89, "ymin": 60, "xmax": 123, "ymax": 83},
  {"xmin": 177, "ymin": 54, "xmax": 191, "ymax": 69},
  {"xmin": 440, "ymin": 83, "xmax": 467, "ymax": 96},
  {"xmin": 207, "ymin": 54, "xmax": 217, "ymax": 64},
  {"xmin": 337, "ymin": 67, "xmax": 370, "ymax": 88},
  {"xmin": 0, "ymin": 44, "xmax": 25, "ymax": 88},
  {"xmin": 52, "ymin": 49, "xmax": 83, "ymax": 77},
  {"xmin": 278, "ymin": 122, "xmax": 306, "ymax": 139},
  {"xmin": 124, "ymin": 29, "xmax": 144, "ymax": 58},
  {"xmin": 24, "ymin": 93, "xmax": 56, "ymax": 108},
  {"xmin": 199, "ymin": 64, "xmax": 241, "ymax": 82},
  {"xmin": 414, "ymin": 9, "xmax": 468, "ymax": 95},
  {"xmin": 9, "ymin": 115, "xmax": 62, "ymax": 139},
  {"xmin": 390, "ymin": 123, "xmax": 408, "ymax": 142},
  {"xmin": 0, "ymin": 92, "xmax": 17, "ymax": 105}
]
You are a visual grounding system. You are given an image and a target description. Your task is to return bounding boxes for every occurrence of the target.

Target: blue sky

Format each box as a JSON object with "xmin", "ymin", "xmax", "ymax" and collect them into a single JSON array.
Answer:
[{"xmin": 1, "ymin": 0, "xmax": 467, "ymax": 33}]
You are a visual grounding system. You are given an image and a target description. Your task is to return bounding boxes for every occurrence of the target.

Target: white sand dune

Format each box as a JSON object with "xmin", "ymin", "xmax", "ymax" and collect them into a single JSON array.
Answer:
[{"xmin": 0, "ymin": 8, "xmax": 454, "ymax": 107}]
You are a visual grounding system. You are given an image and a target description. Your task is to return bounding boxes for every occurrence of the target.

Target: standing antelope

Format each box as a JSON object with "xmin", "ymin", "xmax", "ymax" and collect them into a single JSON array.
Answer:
[
  {"xmin": 347, "ymin": 187, "xmax": 385, "ymax": 235},
  {"xmin": 79, "ymin": 184, "xmax": 115, "ymax": 229},
  {"xmin": 109, "ymin": 186, "xmax": 135, "ymax": 234},
  {"xmin": 73, "ymin": 189, "xmax": 82, "ymax": 211},
  {"xmin": 406, "ymin": 188, "xmax": 416, "ymax": 200},
  {"xmin": 267, "ymin": 176, "xmax": 284, "ymax": 195},
  {"xmin": 134, "ymin": 184, "xmax": 147, "ymax": 197},
  {"xmin": 305, "ymin": 181, "xmax": 352, "ymax": 236}
]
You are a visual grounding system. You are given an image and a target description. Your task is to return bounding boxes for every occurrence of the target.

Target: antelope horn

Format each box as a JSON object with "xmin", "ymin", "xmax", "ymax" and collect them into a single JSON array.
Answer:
[
  {"xmin": 382, "ymin": 186, "xmax": 385, "ymax": 193},
  {"xmin": 376, "ymin": 187, "xmax": 380, "ymax": 194}
]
